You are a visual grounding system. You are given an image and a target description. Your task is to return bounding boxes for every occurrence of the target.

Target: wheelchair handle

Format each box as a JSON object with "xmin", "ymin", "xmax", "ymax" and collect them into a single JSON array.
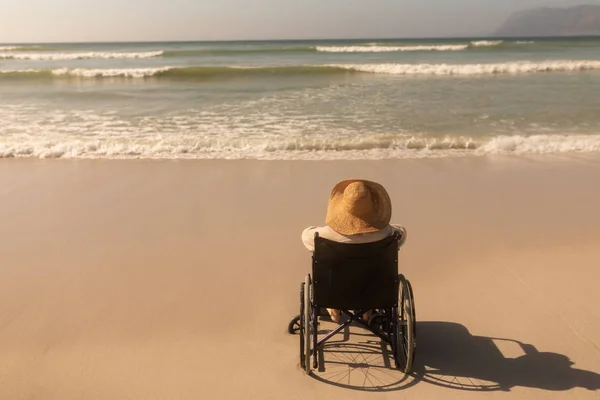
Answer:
[{"xmin": 487, "ymin": 337, "xmax": 538, "ymax": 355}]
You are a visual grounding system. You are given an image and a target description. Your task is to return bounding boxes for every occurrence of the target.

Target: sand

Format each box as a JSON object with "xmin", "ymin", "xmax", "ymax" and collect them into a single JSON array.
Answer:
[{"xmin": 0, "ymin": 156, "xmax": 599, "ymax": 399}]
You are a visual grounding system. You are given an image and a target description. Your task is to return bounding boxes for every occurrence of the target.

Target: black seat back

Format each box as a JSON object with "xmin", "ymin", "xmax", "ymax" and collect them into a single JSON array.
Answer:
[{"xmin": 312, "ymin": 232, "xmax": 400, "ymax": 310}]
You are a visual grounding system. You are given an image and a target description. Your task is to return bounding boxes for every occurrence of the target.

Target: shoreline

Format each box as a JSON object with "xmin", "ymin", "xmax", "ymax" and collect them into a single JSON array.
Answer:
[{"xmin": 1, "ymin": 151, "xmax": 600, "ymax": 161}]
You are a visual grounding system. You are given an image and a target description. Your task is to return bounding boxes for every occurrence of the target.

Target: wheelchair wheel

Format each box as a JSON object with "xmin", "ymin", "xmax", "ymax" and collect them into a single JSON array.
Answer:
[
  {"xmin": 288, "ymin": 315, "xmax": 300, "ymax": 335},
  {"xmin": 392, "ymin": 275, "xmax": 416, "ymax": 373},
  {"xmin": 299, "ymin": 282, "xmax": 305, "ymax": 369},
  {"xmin": 303, "ymin": 274, "xmax": 312, "ymax": 374}
]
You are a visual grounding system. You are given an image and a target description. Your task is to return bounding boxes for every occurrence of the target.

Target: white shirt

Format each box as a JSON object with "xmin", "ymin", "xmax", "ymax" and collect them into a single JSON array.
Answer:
[{"xmin": 301, "ymin": 224, "xmax": 407, "ymax": 252}]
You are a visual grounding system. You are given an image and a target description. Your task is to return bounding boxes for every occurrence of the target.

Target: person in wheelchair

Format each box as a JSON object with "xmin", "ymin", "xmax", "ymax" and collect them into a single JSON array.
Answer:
[{"xmin": 301, "ymin": 179, "xmax": 407, "ymax": 323}]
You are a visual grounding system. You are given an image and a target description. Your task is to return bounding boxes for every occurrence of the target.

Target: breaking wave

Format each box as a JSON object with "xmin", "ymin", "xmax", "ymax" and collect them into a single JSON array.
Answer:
[
  {"xmin": 315, "ymin": 40, "xmax": 535, "ymax": 52},
  {"xmin": 316, "ymin": 44, "xmax": 469, "ymax": 52},
  {"xmin": 2, "ymin": 60, "xmax": 600, "ymax": 81},
  {"xmin": 0, "ymin": 45, "xmax": 54, "ymax": 51},
  {"xmin": 0, "ymin": 66, "xmax": 352, "ymax": 80},
  {"xmin": 470, "ymin": 40, "xmax": 504, "ymax": 47},
  {"xmin": 51, "ymin": 67, "xmax": 173, "ymax": 78},
  {"xmin": 0, "ymin": 51, "xmax": 164, "ymax": 60},
  {"xmin": 163, "ymin": 47, "xmax": 316, "ymax": 56},
  {"xmin": 1, "ymin": 134, "xmax": 599, "ymax": 160},
  {"xmin": 329, "ymin": 60, "xmax": 600, "ymax": 75}
]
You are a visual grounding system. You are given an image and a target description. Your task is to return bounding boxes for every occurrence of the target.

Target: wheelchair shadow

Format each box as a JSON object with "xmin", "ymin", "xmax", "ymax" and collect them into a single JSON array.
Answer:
[
  {"xmin": 311, "ymin": 321, "xmax": 600, "ymax": 393},
  {"xmin": 413, "ymin": 321, "xmax": 600, "ymax": 392}
]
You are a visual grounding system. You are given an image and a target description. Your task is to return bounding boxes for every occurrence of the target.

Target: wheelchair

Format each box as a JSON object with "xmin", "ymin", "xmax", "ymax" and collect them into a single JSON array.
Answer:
[{"xmin": 289, "ymin": 231, "xmax": 416, "ymax": 375}]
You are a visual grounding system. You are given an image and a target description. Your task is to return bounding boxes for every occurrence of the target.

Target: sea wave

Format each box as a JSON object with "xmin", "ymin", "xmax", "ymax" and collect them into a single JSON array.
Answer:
[
  {"xmin": 51, "ymin": 67, "xmax": 173, "ymax": 78},
  {"xmin": 0, "ymin": 66, "xmax": 351, "ymax": 80},
  {"xmin": 163, "ymin": 47, "xmax": 315, "ymax": 56},
  {"xmin": 0, "ymin": 45, "xmax": 53, "ymax": 51},
  {"xmin": 148, "ymin": 41, "xmax": 535, "ymax": 55},
  {"xmin": 2, "ymin": 60, "xmax": 600, "ymax": 81},
  {"xmin": 1, "ymin": 134, "xmax": 599, "ymax": 160},
  {"xmin": 316, "ymin": 44, "xmax": 469, "ymax": 52},
  {"xmin": 470, "ymin": 40, "xmax": 504, "ymax": 47},
  {"xmin": 0, "ymin": 51, "xmax": 164, "ymax": 60},
  {"xmin": 0, "ymin": 68, "xmax": 170, "ymax": 79},
  {"xmin": 316, "ymin": 40, "xmax": 535, "ymax": 52},
  {"xmin": 329, "ymin": 60, "xmax": 600, "ymax": 75},
  {"xmin": 469, "ymin": 40, "xmax": 538, "ymax": 49}
]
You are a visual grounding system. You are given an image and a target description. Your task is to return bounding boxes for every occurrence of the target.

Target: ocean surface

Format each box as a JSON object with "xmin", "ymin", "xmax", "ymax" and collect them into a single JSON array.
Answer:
[{"xmin": 2, "ymin": 37, "xmax": 600, "ymax": 160}]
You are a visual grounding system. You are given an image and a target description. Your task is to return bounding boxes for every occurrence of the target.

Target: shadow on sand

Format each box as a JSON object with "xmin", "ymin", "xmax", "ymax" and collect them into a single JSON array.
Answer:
[{"xmin": 310, "ymin": 321, "xmax": 600, "ymax": 392}]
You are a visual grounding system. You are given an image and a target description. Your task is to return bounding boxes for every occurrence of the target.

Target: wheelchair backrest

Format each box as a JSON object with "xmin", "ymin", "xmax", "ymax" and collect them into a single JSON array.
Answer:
[{"xmin": 312, "ymin": 232, "xmax": 400, "ymax": 310}]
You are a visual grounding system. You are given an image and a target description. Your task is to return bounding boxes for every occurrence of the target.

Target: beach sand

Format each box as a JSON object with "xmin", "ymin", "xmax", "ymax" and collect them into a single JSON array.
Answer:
[{"xmin": 1, "ymin": 156, "xmax": 599, "ymax": 399}]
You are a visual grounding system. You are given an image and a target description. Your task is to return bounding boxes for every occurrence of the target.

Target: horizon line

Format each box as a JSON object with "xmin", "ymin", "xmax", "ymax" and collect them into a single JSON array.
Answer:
[{"xmin": 3, "ymin": 34, "xmax": 600, "ymax": 45}]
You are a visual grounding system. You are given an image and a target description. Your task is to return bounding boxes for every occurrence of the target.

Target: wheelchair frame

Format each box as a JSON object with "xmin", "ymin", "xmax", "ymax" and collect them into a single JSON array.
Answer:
[{"xmin": 293, "ymin": 232, "xmax": 417, "ymax": 375}]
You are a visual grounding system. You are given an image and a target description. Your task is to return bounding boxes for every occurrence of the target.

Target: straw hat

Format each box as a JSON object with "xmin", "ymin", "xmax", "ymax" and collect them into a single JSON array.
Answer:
[{"xmin": 325, "ymin": 179, "xmax": 392, "ymax": 235}]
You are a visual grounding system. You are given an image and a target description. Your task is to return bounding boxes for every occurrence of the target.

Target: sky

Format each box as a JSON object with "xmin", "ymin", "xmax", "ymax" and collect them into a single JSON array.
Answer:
[{"xmin": 1, "ymin": 0, "xmax": 599, "ymax": 43}]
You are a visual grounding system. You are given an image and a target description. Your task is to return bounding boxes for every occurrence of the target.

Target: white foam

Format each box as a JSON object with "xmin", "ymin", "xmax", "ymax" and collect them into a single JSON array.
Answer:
[
  {"xmin": 479, "ymin": 134, "xmax": 600, "ymax": 154},
  {"xmin": 0, "ymin": 69, "xmax": 42, "ymax": 74},
  {"xmin": 0, "ymin": 51, "xmax": 164, "ymax": 60},
  {"xmin": 51, "ymin": 67, "xmax": 173, "ymax": 78},
  {"xmin": 328, "ymin": 60, "xmax": 600, "ymax": 76},
  {"xmin": 2, "ymin": 132, "xmax": 600, "ymax": 160},
  {"xmin": 0, "ymin": 67, "xmax": 174, "ymax": 78},
  {"xmin": 6, "ymin": 60, "xmax": 598, "ymax": 80},
  {"xmin": 316, "ymin": 45, "xmax": 469, "ymax": 52},
  {"xmin": 515, "ymin": 41, "xmax": 535, "ymax": 44},
  {"xmin": 2, "ymin": 99, "xmax": 600, "ymax": 161},
  {"xmin": 470, "ymin": 40, "xmax": 504, "ymax": 47},
  {"xmin": 0, "ymin": 45, "xmax": 47, "ymax": 51}
]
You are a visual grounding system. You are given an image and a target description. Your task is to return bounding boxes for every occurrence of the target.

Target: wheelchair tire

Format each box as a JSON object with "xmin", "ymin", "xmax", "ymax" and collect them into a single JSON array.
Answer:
[
  {"xmin": 299, "ymin": 282, "xmax": 305, "ymax": 369},
  {"xmin": 288, "ymin": 315, "xmax": 300, "ymax": 335},
  {"xmin": 392, "ymin": 274, "xmax": 416, "ymax": 373},
  {"xmin": 303, "ymin": 274, "xmax": 312, "ymax": 375}
]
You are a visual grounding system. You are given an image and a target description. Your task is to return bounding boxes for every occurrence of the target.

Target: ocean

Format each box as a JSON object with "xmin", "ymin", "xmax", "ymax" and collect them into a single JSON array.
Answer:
[{"xmin": 1, "ymin": 37, "xmax": 600, "ymax": 160}]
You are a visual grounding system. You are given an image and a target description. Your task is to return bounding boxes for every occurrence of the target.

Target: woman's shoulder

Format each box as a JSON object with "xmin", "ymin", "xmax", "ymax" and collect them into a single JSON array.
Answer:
[
  {"xmin": 301, "ymin": 226, "xmax": 324, "ymax": 252},
  {"xmin": 389, "ymin": 224, "xmax": 407, "ymax": 247},
  {"xmin": 301, "ymin": 225, "xmax": 340, "ymax": 241},
  {"xmin": 301, "ymin": 225, "xmax": 347, "ymax": 251}
]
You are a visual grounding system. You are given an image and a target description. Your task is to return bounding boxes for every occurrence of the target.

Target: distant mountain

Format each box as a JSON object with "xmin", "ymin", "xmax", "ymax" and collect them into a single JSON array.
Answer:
[{"xmin": 495, "ymin": 5, "xmax": 600, "ymax": 36}]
